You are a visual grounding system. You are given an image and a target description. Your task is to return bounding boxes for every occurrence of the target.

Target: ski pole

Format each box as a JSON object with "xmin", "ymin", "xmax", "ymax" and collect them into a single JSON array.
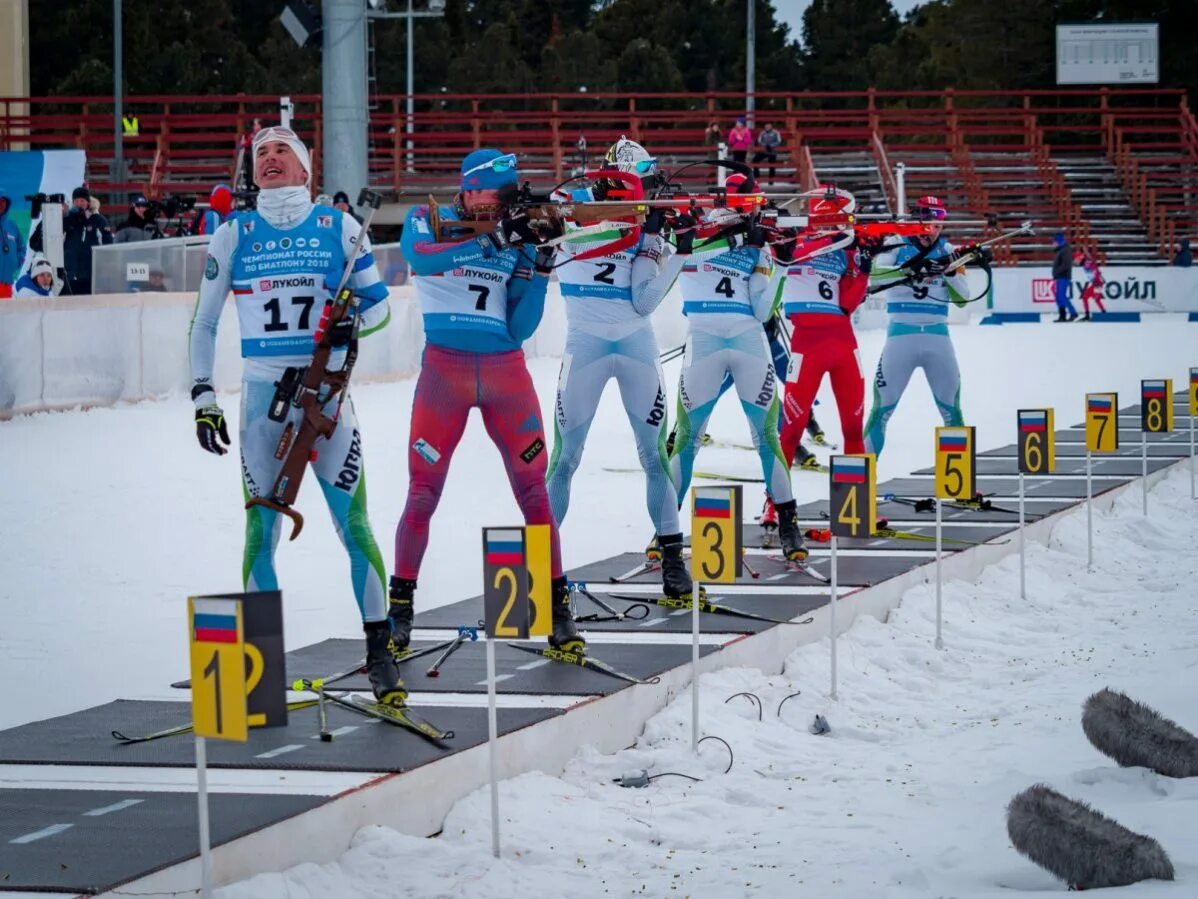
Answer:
[{"xmin": 427, "ymin": 626, "xmax": 479, "ymax": 677}]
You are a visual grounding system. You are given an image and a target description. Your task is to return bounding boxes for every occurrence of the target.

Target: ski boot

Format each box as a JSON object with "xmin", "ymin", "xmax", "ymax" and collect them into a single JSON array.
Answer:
[
  {"xmin": 364, "ymin": 619, "xmax": 407, "ymax": 706},
  {"xmin": 387, "ymin": 576, "xmax": 416, "ymax": 655},
  {"xmin": 794, "ymin": 444, "xmax": 820, "ymax": 470},
  {"xmin": 549, "ymin": 577, "xmax": 585, "ymax": 653},
  {"xmin": 759, "ymin": 498, "xmax": 779, "ymax": 547},
  {"xmin": 659, "ymin": 533, "xmax": 694, "ymax": 599},
  {"xmin": 775, "ymin": 499, "xmax": 809, "ymax": 562},
  {"xmin": 806, "ymin": 414, "xmax": 828, "ymax": 447},
  {"xmin": 645, "ymin": 534, "xmax": 662, "ymax": 562}
]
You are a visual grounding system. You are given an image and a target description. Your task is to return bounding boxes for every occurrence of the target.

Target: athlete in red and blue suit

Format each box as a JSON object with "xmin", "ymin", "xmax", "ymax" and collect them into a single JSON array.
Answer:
[{"xmin": 394, "ymin": 149, "xmax": 584, "ymax": 652}]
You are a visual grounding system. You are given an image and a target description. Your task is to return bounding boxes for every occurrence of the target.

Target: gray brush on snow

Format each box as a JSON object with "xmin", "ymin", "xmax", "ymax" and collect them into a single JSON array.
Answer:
[
  {"xmin": 1082, "ymin": 688, "xmax": 1198, "ymax": 778},
  {"xmin": 1006, "ymin": 784, "xmax": 1173, "ymax": 889}
]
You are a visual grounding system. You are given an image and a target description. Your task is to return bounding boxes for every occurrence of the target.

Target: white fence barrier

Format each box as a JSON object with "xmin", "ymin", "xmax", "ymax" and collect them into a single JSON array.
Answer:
[{"xmin": 0, "ymin": 282, "xmax": 694, "ymax": 418}]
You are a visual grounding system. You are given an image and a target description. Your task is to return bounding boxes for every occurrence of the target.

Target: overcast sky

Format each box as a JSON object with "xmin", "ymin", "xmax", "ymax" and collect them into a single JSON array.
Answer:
[{"xmin": 775, "ymin": 0, "xmax": 925, "ymax": 46}]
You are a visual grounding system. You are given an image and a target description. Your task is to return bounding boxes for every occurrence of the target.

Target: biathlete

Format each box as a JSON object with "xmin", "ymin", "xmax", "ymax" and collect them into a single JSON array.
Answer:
[
  {"xmin": 545, "ymin": 137, "xmax": 696, "ymax": 599},
  {"xmin": 863, "ymin": 195, "xmax": 977, "ymax": 456},
  {"xmin": 776, "ymin": 186, "xmax": 872, "ymax": 478},
  {"xmin": 188, "ymin": 126, "xmax": 398, "ymax": 700},
  {"xmin": 666, "ymin": 204, "xmax": 807, "ymax": 561},
  {"xmin": 396, "ymin": 150, "xmax": 583, "ymax": 652}
]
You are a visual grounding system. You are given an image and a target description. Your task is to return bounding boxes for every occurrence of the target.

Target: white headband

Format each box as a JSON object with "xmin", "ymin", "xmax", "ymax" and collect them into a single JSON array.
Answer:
[{"xmin": 252, "ymin": 126, "xmax": 312, "ymax": 186}]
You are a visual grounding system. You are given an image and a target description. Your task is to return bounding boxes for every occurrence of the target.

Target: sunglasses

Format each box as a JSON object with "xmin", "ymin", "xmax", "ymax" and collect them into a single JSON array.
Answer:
[
  {"xmin": 632, "ymin": 158, "xmax": 657, "ymax": 174},
  {"xmin": 916, "ymin": 204, "xmax": 947, "ymax": 221},
  {"xmin": 462, "ymin": 153, "xmax": 518, "ymax": 179}
]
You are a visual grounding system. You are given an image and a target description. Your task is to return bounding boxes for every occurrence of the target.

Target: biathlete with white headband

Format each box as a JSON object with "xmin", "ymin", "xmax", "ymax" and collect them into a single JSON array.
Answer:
[{"xmin": 188, "ymin": 126, "xmax": 400, "ymax": 701}]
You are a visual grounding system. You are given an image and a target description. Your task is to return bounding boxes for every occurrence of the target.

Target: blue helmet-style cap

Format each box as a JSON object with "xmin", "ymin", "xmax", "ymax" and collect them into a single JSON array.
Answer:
[{"xmin": 461, "ymin": 149, "xmax": 519, "ymax": 191}]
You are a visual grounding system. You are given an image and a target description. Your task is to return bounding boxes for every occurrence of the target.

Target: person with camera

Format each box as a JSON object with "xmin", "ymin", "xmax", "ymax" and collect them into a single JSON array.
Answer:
[
  {"xmin": 188, "ymin": 126, "xmax": 399, "ymax": 704},
  {"xmin": 394, "ymin": 148, "xmax": 578, "ymax": 652},
  {"xmin": 62, "ymin": 187, "xmax": 112, "ymax": 295},
  {"xmin": 114, "ymin": 193, "xmax": 162, "ymax": 243}
]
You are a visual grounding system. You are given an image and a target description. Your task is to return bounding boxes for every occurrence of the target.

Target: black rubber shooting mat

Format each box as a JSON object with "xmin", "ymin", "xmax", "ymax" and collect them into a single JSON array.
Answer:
[
  {"xmin": 0, "ymin": 700, "xmax": 558, "ymax": 772},
  {"xmin": 568, "ymin": 551, "xmax": 929, "ymax": 587},
  {"xmin": 415, "ymin": 590, "xmax": 826, "ymax": 634},
  {"xmin": 910, "ymin": 456, "xmax": 1175, "ymax": 476},
  {"xmin": 264, "ymin": 638, "xmax": 717, "ymax": 695},
  {"xmin": 1053, "ymin": 427, "xmax": 1187, "ymax": 443},
  {"xmin": 737, "ymin": 520, "xmax": 1011, "ymax": 548},
  {"xmin": 1121, "ymin": 402, "xmax": 1193, "ymax": 415},
  {"xmin": 0, "ymin": 788, "xmax": 323, "ymax": 894},
  {"xmin": 731, "ymin": 521, "xmax": 1017, "ymax": 550},
  {"xmin": 878, "ymin": 476, "xmax": 1122, "ymax": 499},
  {"xmin": 980, "ymin": 442, "xmax": 1190, "ymax": 458},
  {"xmin": 794, "ymin": 496, "xmax": 1077, "ymax": 523}
]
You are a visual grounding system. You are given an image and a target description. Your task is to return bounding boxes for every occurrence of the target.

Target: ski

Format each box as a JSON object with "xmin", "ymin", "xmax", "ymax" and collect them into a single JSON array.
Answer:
[
  {"xmin": 608, "ymin": 559, "xmax": 661, "ymax": 583},
  {"xmin": 607, "ymin": 592, "xmax": 812, "ymax": 626},
  {"xmin": 764, "ymin": 555, "xmax": 831, "ymax": 583},
  {"xmin": 507, "ymin": 643, "xmax": 657, "ymax": 685},
  {"xmin": 112, "ymin": 699, "xmax": 319, "ymax": 745},
  {"xmin": 809, "ymin": 518, "xmax": 1008, "ymax": 548},
  {"xmin": 883, "ymin": 492, "xmax": 1025, "ymax": 516},
  {"xmin": 322, "ymin": 692, "xmax": 455, "ymax": 744},
  {"xmin": 603, "ymin": 466, "xmax": 826, "ymax": 482},
  {"xmin": 296, "ymin": 637, "xmax": 465, "ymax": 691},
  {"xmin": 708, "ymin": 437, "xmax": 839, "ymax": 458}
]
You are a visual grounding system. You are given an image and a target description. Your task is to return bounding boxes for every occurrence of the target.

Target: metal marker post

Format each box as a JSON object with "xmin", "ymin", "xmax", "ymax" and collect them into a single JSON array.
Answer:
[
  {"xmin": 692, "ymin": 582, "xmax": 701, "ymax": 752},
  {"xmin": 485, "ymin": 637, "xmax": 500, "ymax": 858},
  {"xmin": 1018, "ymin": 472, "xmax": 1026, "ymax": 600},
  {"xmin": 829, "ymin": 535, "xmax": 839, "ymax": 700},
  {"xmin": 934, "ymin": 498, "xmax": 944, "ymax": 650},
  {"xmin": 1191, "ymin": 409, "xmax": 1196, "ymax": 500},
  {"xmin": 1086, "ymin": 451, "xmax": 1094, "ymax": 570},
  {"xmin": 1142, "ymin": 430, "xmax": 1149, "ymax": 515},
  {"xmin": 194, "ymin": 735, "xmax": 213, "ymax": 899}
]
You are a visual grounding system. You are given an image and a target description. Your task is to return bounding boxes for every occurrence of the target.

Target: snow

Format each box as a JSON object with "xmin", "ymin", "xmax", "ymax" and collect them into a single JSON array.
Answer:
[
  {"xmin": 216, "ymin": 468, "xmax": 1198, "ymax": 898},
  {"xmin": 2, "ymin": 317, "xmax": 1197, "ymax": 893}
]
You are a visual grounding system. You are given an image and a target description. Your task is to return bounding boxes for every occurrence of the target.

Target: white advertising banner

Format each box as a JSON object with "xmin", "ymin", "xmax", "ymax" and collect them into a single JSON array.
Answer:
[{"xmin": 990, "ymin": 266, "xmax": 1198, "ymax": 315}]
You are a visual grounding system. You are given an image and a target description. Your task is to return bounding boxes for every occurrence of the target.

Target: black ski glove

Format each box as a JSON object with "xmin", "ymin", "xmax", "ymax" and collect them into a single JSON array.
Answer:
[
  {"xmin": 643, "ymin": 208, "xmax": 670, "ymax": 235},
  {"xmin": 746, "ymin": 222, "xmax": 768, "ymax": 249},
  {"xmin": 673, "ymin": 214, "xmax": 697, "ymax": 254},
  {"xmin": 316, "ymin": 300, "xmax": 356, "ymax": 348},
  {"xmin": 195, "ymin": 404, "xmax": 231, "ymax": 455},
  {"xmin": 774, "ymin": 237, "xmax": 797, "ymax": 263},
  {"xmin": 497, "ymin": 212, "xmax": 538, "ymax": 247}
]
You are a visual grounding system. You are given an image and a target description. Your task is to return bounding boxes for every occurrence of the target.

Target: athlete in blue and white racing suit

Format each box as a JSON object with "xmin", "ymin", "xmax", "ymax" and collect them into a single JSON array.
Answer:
[
  {"xmin": 188, "ymin": 126, "xmax": 402, "ymax": 702},
  {"xmin": 544, "ymin": 137, "xmax": 695, "ymax": 598},
  {"xmin": 667, "ymin": 206, "xmax": 807, "ymax": 561},
  {"xmin": 863, "ymin": 195, "xmax": 976, "ymax": 456}
]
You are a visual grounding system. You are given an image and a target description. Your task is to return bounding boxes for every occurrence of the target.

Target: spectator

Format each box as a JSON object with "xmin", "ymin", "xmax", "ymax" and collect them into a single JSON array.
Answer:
[
  {"xmin": 1174, "ymin": 237, "xmax": 1192, "ymax": 267},
  {"xmin": 198, "ymin": 184, "xmax": 235, "ymax": 235},
  {"xmin": 114, "ymin": 193, "xmax": 161, "ymax": 243},
  {"xmin": 62, "ymin": 186, "xmax": 112, "ymax": 295},
  {"xmin": 14, "ymin": 255, "xmax": 59, "ymax": 298},
  {"xmin": 703, "ymin": 122, "xmax": 723, "ymax": 150},
  {"xmin": 0, "ymin": 193, "xmax": 25, "ymax": 298},
  {"xmin": 1051, "ymin": 231, "xmax": 1077, "ymax": 323},
  {"xmin": 727, "ymin": 117, "xmax": 753, "ymax": 165},
  {"xmin": 332, "ymin": 190, "xmax": 361, "ymax": 223},
  {"xmin": 143, "ymin": 268, "xmax": 169, "ymax": 292},
  {"xmin": 753, "ymin": 122, "xmax": 782, "ymax": 183}
]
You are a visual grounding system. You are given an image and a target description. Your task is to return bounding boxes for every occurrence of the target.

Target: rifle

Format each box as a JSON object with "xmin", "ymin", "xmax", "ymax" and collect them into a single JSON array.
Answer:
[
  {"xmin": 866, "ymin": 220, "xmax": 1034, "ymax": 301},
  {"xmin": 244, "ymin": 189, "xmax": 384, "ymax": 540}
]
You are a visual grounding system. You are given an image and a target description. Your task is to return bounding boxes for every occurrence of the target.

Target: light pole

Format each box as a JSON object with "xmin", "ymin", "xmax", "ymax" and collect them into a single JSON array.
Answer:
[
  {"xmin": 745, "ymin": 0, "xmax": 756, "ymax": 127},
  {"xmin": 368, "ymin": 0, "xmax": 445, "ymax": 173},
  {"xmin": 113, "ymin": 0, "xmax": 123, "ymax": 199}
]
